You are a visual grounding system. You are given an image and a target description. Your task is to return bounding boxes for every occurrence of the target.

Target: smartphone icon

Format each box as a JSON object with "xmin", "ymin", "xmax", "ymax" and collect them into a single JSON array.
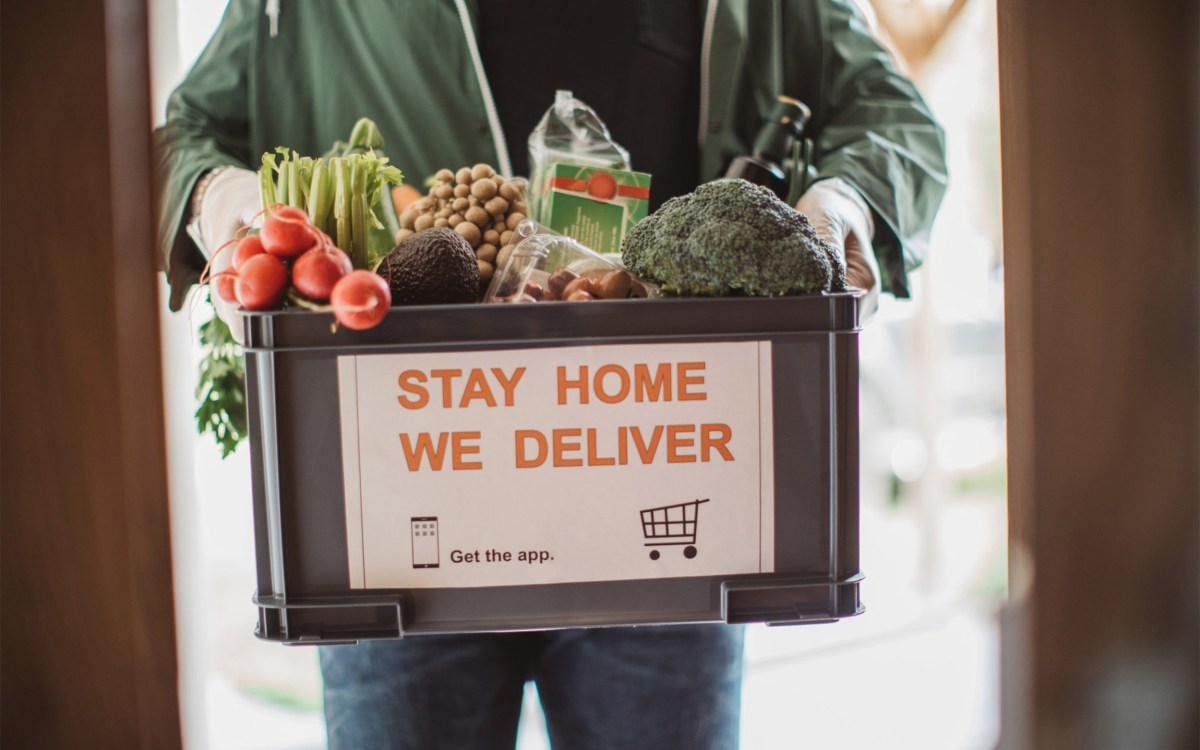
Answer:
[{"xmin": 411, "ymin": 517, "xmax": 440, "ymax": 568}]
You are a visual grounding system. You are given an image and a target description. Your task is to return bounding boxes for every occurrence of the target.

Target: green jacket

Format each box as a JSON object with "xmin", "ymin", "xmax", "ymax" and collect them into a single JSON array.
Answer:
[{"xmin": 155, "ymin": 0, "xmax": 946, "ymax": 310}]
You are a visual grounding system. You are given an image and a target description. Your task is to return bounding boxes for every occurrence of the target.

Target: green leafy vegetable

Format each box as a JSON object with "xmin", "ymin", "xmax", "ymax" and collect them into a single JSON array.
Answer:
[
  {"xmin": 196, "ymin": 117, "xmax": 402, "ymax": 458},
  {"xmin": 195, "ymin": 289, "xmax": 246, "ymax": 459},
  {"xmin": 261, "ymin": 147, "xmax": 402, "ymax": 269},
  {"xmin": 324, "ymin": 117, "xmax": 385, "ymax": 157}
]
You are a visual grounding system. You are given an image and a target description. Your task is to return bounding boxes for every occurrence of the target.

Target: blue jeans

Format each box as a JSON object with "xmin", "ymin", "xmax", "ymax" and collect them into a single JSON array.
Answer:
[{"xmin": 320, "ymin": 624, "xmax": 745, "ymax": 750}]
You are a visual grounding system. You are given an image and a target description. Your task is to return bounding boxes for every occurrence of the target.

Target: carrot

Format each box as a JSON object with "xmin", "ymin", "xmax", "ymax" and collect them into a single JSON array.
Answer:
[{"xmin": 391, "ymin": 183, "xmax": 423, "ymax": 216}]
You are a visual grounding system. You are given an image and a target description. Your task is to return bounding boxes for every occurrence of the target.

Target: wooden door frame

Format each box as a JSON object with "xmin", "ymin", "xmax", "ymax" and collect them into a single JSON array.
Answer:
[
  {"xmin": 1, "ymin": 0, "xmax": 182, "ymax": 747},
  {"xmin": 997, "ymin": 0, "xmax": 1199, "ymax": 746},
  {"xmin": 4, "ymin": 0, "xmax": 1198, "ymax": 747}
]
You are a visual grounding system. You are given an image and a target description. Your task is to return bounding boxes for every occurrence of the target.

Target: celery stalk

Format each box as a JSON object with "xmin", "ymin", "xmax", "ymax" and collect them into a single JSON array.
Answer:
[
  {"xmin": 320, "ymin": 165, "xmax": 336, "ymax": 235},
  {"xmin": 259, "ymin": 163, "xmax": 277, "ymax": 214},
  {"xmin": 351, "ymin": 158, "xmax": 368, "ymax": 269},
  {"xmin": 309, "ymin": 161, "xmax": 331, "ymax": 229},
  {"xmin": 297, "ymin": 157, "xmax": 313, "ymax": 208},
  {"xmin": 287, "ymin": 159, "xmax": 301, "ymax": 209},
  {"xmin": 333, "ymin": 157, "xmax": 351, "ymax": 254},
  {"xmin": 347, "ymin": 118, "xmax": 384, "ymax": 152},
  {"xmin": 276, "ymin": 160, "xmax": 289, "ymax": 207}
]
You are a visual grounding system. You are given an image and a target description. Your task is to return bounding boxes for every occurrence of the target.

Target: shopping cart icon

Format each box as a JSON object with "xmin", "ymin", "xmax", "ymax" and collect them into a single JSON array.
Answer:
[{"xmin": 639, "ymin": 498, "xmax": 710, "ymax": 560}]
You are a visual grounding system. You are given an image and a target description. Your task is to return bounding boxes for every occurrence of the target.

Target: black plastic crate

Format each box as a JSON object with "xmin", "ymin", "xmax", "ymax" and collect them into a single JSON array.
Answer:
[{"xmin": 243, "ymin": 293, "xmax": 862, "ymax": 644}]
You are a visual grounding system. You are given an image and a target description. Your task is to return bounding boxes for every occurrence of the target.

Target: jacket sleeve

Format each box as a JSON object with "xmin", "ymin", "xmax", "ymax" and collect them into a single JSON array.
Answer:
[
  {"xmin": 784, "ymin": 0, "xmax": 948, "ymax": 297},
  {"xmin": 153, "ymin": 0, "xmax": 257, "ymax": 311}
]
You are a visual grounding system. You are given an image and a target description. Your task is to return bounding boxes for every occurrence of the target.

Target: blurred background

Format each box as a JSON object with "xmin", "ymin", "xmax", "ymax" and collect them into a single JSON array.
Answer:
[{"xmin": 151, "ymin": 1, "xmax": 1005, "ymax": 747}]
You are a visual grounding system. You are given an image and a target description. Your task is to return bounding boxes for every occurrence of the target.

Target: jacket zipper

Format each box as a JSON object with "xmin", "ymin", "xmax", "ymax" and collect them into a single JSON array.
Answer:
[
  {"xmin": 697, "ymin": 0, "xmax": 719, "ymax": 148},
  {"xmin": 265, "ymin": 0, "xmax": 280, "ymax": 38},
  {"xmin": 453, "ymin": 0, "xmax": 513, "ymax": 177}
]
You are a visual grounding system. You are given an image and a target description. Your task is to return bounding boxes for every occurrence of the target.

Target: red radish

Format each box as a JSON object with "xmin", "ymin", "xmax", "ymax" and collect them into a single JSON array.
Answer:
[
  {"xmin": 232, "ymin": 234, "xmax": 267, "ymax": 270},
  {"xmin": 212, "ymin": 271, "xmax": 239, "ymax": 303},
  {"xmin": 197, "ymin": 235, "xmax": 241, "ymax": 288},
  {"xmin": 261, "ymin": 206, "xmax": 316, "ymax": 259},
  {"xmin": 292, "ymin": 242, "xmax": 353, "ymax": 302},
  {"xmin": 235, "ymin": 253, "xmax": 289, "ymax": 310},
  {"xmin": 330, "ymin": 271, "xmax": 391, "ymax": 330}
]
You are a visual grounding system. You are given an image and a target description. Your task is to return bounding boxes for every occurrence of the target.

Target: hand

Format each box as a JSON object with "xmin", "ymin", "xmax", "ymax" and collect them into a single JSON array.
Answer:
[
  {"xmin": 191, "ymin": 167, "xmax": 261, "ymax": 342},
  {"xmin": 795, "ymin": 178, "xmax": 880, "ymax": 318}
]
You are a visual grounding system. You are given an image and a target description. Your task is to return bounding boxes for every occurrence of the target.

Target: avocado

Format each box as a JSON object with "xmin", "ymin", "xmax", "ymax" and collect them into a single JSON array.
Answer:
[{"xmin": 377, "ymin": 227, "xmax": 479, "ymax": 305}]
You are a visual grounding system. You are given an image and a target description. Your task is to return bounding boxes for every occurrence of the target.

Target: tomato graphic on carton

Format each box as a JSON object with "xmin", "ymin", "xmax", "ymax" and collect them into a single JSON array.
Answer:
[{"xmin": 539, "ymin": 163, "xmax": 651, "ymax": 255}]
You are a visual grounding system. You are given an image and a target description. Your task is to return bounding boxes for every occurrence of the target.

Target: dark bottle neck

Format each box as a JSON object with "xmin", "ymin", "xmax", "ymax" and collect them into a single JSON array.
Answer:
[
  {"xmin": 752, "ymin": 97, "xmax": 811, "ymax": 163},
  {"xmin": 726, "ymin": 156, "xmax": 788, "ymax": 198}
]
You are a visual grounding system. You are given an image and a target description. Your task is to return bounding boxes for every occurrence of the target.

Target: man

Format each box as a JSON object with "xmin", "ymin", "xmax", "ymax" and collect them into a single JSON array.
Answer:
[{"xmin": 155, "ymin": 2, "xmax": 945, "ymax": 747}]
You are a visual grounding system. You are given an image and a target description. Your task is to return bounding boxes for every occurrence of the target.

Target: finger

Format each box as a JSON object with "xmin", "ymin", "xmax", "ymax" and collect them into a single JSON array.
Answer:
[
  {"xmin": 816, "ymin": 225, "xmax": 842, "ymax": 248},
  {"xmin": 845, "ymin": 252, "xmax": 875, "ymax": 291},
  {"xmin": 211, "ymin": 292, "xmax": 246, "ymax": 345},
  {"xmin": 803, "ymin": 209, "xmax": 845, "ymax": 249}
]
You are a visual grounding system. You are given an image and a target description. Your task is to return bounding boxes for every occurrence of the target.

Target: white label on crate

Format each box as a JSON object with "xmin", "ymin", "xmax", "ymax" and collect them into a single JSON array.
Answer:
[{"xmin": 337, "ymin": 341, "xmax": 775, "ymax": 589}]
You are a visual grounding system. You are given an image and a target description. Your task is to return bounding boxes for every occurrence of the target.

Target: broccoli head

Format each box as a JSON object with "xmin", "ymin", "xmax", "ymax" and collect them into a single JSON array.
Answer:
[{"xmin": 621, "ymin": 178, "xmax": 847, "ymax": 296}]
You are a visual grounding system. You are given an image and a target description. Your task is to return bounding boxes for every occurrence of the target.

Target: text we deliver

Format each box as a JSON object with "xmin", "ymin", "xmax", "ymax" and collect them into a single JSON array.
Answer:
[{"xmin": 393, "ymin": 360, "xmax": 738, "ymax": 472}]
